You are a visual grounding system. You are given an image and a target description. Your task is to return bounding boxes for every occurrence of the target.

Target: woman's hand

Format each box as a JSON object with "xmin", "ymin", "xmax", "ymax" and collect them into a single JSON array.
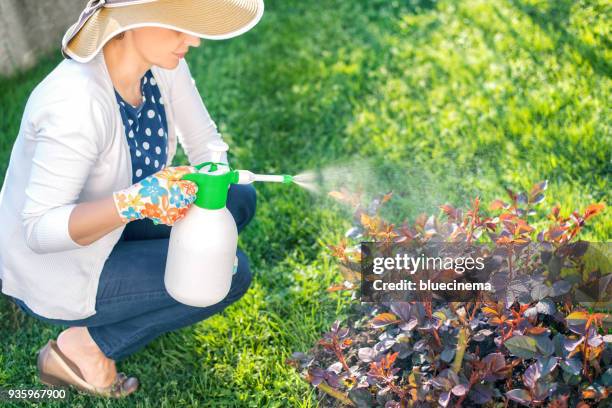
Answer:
[{"xmin": 113, "ymin": 165, "xmax": 198, "ymax": 225}]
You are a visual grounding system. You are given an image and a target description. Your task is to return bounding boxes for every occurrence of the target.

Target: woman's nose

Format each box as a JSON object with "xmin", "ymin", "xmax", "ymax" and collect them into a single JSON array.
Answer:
[{"xmin": 184, "ymin": 34, "xmax": 201, "ymax": 48}]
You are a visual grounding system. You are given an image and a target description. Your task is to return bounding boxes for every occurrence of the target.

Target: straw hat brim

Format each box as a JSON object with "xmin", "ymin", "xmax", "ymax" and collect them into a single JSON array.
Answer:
[{"xmin": 63, "ymin": 0, "xmax": 264, "ymax": 63}]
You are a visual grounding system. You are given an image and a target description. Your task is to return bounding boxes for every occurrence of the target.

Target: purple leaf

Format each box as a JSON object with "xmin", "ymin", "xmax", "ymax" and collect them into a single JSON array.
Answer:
[
  {"xmin": 602, "ymin": 368, "xmax": 612, "ymax": 386},
  {"xmin": 531, "ymin": 180, "xmax": 548, "ymax": 195},
  {"xmin": 535, "ymin": 298, "xmax": 556, "ymax": 315},
  {"xmin": 374, "ymin": 339, "xmax": 396, "ymax": 353},
  {"xmin": 337, "ymin": 327, "xmax": 350, "ymax": 338},
  {"xmin": 430, "ymin": 376, "xmax": 452, "ymax": 390},
  {"xmin": 563, "ymin": 337, "xmax": 584, "ymax": 352},
  {"xmin": 535, "ymin": 335, "xmax": 554, "ymax": 356},
  {"xmin": 451, "ymin": 384, "xmax": 468, "ymax": 396},
  {"xmin": 311, "ymin": 367, "xmax": 325, "ymax": 376},
  {"xmin": 328, "ymin": 362, "xmax": 343, "ymax": 374},
  {"xmin": 309, "ymin": 367, "xmax": 325, "ymax": 386},
  {"xmin": 438, "ymin": 391, "xmax": 451, "ymax": 407},
  {"xmin": 533, "ymin": 381, "xmax": 556, "ymax": 401},
  {"xmin": 504, "ymin": 335, "xmax": 538, "ymax": 358},
  {"xmin": 440, "ymin": 348, "xmax": 455, "ymax": 363},
  {"xmin": 473, "ymin": 329, "xmax": 493, "ymax": 342},
  {"xmin": 506, "ymin": 389, "xmax": 533, "ymax": 406},
  {"xmin": 310, "ymin": 376, "xmax": 323, "ymax": 386},
  {"xmin": 537, "ymin": 356, "xmax": 558, "ymax": 377},
  {"xmin": 390, "ymin": 302, "xmax": 411, "ymax": 321},
  {"xmin": 348, "ymin": 388, "xmax": 375, "ymax": 408},
  {"xmin": 413, "ymin": 339, "xmax": 428, "ymax": 352},
  {"xmin": 392, "ymin": 337, "xmax": 413, "ymax": 359},
  {"xmin": 524, "ymin": 362, "xmax": 541, "ymax": 389},
  {"xmin": 587, "ymin": 334, "xmax": 603, "ymax": 347},
  {"xmin": 469, "ymin": 317, "xmax": 484, "ymax": 330},
  {"xmin": 483, "ymin": 352, "xmax": 506, "ymax": 375},
  {"xmin": 524, "ymin": 307, "xmax": 538, "ymax": 319},
  {"xmin": 399, "ymin": 318, "xmax": 418, "ymax": 331},
  {"xmin": 358, "ymin": 347, "xmax": 377, "ymax": 363},
  {"xmin": 560, "ymin": 358, "xmax": 582, "ymax": 376},
  {"xmin": 326, "ymin": 371, "xmax": 341, "ymax": 388},
  {"xmin": 531, "ymin": 283, "xmax": 550, "ymax": 300},
  {"xmin": 469, "ymin": 384, "xmax": 494, "ymax": 404},
  {"xmin": 439, "ymin": 368, "xmax": 460, "ymax": 385},
  {"xmin": 551, "ymin": 280, "xmax": 571, "ymax": 296},
  {"xmin": 530, "ymin": 192, "xmax": 545, "ymax": 204},
  {"xmin": 568, "ymin": 322, "xmax": 586, "ymax": 336},
  {"xmin": 553, "ymin": 333, "xmax": 567, "ymax": 357}
]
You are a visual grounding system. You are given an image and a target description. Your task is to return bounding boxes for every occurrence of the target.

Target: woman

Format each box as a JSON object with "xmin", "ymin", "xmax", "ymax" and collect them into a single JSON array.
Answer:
[{"xmin": 0, "ymin": 0, "xmax": 264, "ymax": 398}]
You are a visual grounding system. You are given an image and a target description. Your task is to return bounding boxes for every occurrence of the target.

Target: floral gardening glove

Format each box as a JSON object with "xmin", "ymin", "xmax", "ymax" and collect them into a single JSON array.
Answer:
[{"xmin": 113, "ymin": 165, "xmax": 198, "ymax": 225}]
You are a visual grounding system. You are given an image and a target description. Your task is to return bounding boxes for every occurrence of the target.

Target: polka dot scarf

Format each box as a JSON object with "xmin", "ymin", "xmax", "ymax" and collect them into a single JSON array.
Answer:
[{"xmin": 114, "ymin": 70, "xmax": 169, "ymax": 183}]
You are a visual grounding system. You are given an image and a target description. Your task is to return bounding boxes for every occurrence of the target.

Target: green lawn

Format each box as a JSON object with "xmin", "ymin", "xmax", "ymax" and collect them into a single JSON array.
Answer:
[{"xmin": 0, "ymin": 0, "xmax": 610, "ymax": 406}]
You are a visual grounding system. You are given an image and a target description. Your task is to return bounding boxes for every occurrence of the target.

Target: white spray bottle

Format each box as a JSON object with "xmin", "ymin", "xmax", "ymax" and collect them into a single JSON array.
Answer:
[{"xmin": 164, "ymin": 141, "xmax": 293, "ymax": 307}]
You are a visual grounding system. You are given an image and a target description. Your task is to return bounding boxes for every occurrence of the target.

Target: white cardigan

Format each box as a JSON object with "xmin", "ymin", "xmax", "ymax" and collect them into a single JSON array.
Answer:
[{"xmin": 0, "ymin": 51, "xmax": 228, "ymax": 320}]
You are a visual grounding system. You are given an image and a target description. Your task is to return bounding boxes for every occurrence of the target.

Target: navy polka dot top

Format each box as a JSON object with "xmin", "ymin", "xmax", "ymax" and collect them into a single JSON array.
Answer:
[{"xmin": 114, "ymin": 70, "xmax": 168, "ymax": 183}]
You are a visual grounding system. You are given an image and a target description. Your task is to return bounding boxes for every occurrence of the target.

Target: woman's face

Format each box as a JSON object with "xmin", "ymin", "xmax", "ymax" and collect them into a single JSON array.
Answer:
[{"xmin": 130, "ymin": 27, "xmax": 201, "ymax": 69}]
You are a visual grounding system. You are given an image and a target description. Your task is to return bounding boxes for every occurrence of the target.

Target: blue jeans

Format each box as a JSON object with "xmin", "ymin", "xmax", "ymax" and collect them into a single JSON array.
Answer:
[{"xmin": 13, "ymin": 184, "xmax": 256, "ymax": 361}]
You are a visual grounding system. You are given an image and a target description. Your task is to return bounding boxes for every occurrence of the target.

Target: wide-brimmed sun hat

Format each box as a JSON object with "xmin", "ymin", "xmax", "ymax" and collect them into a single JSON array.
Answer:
[{"xmin": 62, "ymin": 0, "xmax": 264, "ymax": 63}]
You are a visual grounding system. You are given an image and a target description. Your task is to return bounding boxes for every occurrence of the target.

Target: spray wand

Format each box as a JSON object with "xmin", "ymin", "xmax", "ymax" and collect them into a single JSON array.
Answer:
[{"xmin": 233, "ymin": 171, "xmax": 293, "ymax": 185}]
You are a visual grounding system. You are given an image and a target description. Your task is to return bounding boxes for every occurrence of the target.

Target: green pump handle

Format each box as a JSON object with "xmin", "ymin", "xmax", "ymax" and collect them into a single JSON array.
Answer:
[{"xmin": 181, "ymin": 162, "xmax": 238, "ymax": 210}]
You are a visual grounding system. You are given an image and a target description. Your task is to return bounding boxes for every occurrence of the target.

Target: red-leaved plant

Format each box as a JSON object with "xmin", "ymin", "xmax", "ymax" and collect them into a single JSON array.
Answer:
[{"xmin": 287, "ymin": 181, "xmax": 610, "ymax": 407}]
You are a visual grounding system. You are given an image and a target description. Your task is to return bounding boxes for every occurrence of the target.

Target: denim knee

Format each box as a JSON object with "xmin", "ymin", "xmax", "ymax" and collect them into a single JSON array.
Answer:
[
  {"xmin": 228, "ymin": 184, "xmax": 257, "ymax": 232},
  {"xmin": 243, "ymin": 184, "xmax": 257, "ymax": 221}
]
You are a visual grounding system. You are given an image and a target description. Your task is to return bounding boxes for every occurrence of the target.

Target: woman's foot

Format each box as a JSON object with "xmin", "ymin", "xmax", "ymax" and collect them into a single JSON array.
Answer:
[{"xmin": 56, "ymin": 327, "xmax": 117, "ymax": 388}]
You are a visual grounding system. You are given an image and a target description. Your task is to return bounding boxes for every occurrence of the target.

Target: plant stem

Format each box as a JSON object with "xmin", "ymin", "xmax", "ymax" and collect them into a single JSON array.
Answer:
[
  {"xmin": 508, "ymin": 245, "xmax": 514, "ymax": 280},
  {"xmin": 333, "ymin": 339, "xmax": 353, "ymax": 375},
  {"xmin": 316, "ymin": 382, "xmax": 355, "ymax": 406},
  {"xmin": 582, "ymin": 341, "xmax": 591, "ymax": 380},
  {"xmin": 452, "ymin": 327, "xmax": 469, "ymax": 374}
]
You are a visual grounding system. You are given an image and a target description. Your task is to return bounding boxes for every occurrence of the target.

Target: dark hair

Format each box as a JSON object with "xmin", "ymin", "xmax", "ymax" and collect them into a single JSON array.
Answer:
[{"xmin": 114, "ymin": 32, "xmax": 125, "ymax": 40}]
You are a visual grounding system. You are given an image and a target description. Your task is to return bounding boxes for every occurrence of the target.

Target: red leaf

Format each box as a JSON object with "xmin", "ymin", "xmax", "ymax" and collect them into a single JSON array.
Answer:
[
  {"xmin": 525, "ymin": 326, "xmax": 547, "ymax": 335},
  {"xmin": 381, "ymin": 191, "xmax": 394, "ymax": 204},
  {"xmin": 440, "ymin": 204, "xmax": 460, "ymax": 220},
  {"xmin": 490, "ymin": 199, "xmax": 507, "ymax": 211},
  {"xmin": 529, "ymin": 180, "xmax": 548, "ymax": 199},
  {"xmin": 583, "ymin": 203, "xmax": 605, "ymax": 220},
  {"xmin": 371, "ymin": 313, "xmax": 400, "ymax": 328}
]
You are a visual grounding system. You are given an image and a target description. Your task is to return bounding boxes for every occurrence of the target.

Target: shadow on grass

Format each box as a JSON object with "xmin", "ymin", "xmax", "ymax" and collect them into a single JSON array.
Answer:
[{"xmin": 510, "ymin": 0, "xmax": 611, "ymax": 78}]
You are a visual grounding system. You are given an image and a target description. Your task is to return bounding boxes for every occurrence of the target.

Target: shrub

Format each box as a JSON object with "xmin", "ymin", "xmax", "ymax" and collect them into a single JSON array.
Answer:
[{"xmin": 288, "ymin": 181, "xmax": 610, "ymax": 407}]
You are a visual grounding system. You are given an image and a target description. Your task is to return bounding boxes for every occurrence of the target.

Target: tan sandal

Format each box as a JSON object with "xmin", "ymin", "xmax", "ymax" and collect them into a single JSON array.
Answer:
[{"xmin": 37, "ymin": 340, "xmax": 139, "ymax": 398}]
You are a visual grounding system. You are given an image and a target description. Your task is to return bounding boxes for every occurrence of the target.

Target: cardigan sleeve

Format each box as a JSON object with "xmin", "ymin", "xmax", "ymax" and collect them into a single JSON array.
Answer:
[
  {"xmin": 21, "ymin": 94, "xmax": 105, "ymax": 254},
  {"xmin": 168, "ymin": 58, "xmax": 228, "ymax": 166}
]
